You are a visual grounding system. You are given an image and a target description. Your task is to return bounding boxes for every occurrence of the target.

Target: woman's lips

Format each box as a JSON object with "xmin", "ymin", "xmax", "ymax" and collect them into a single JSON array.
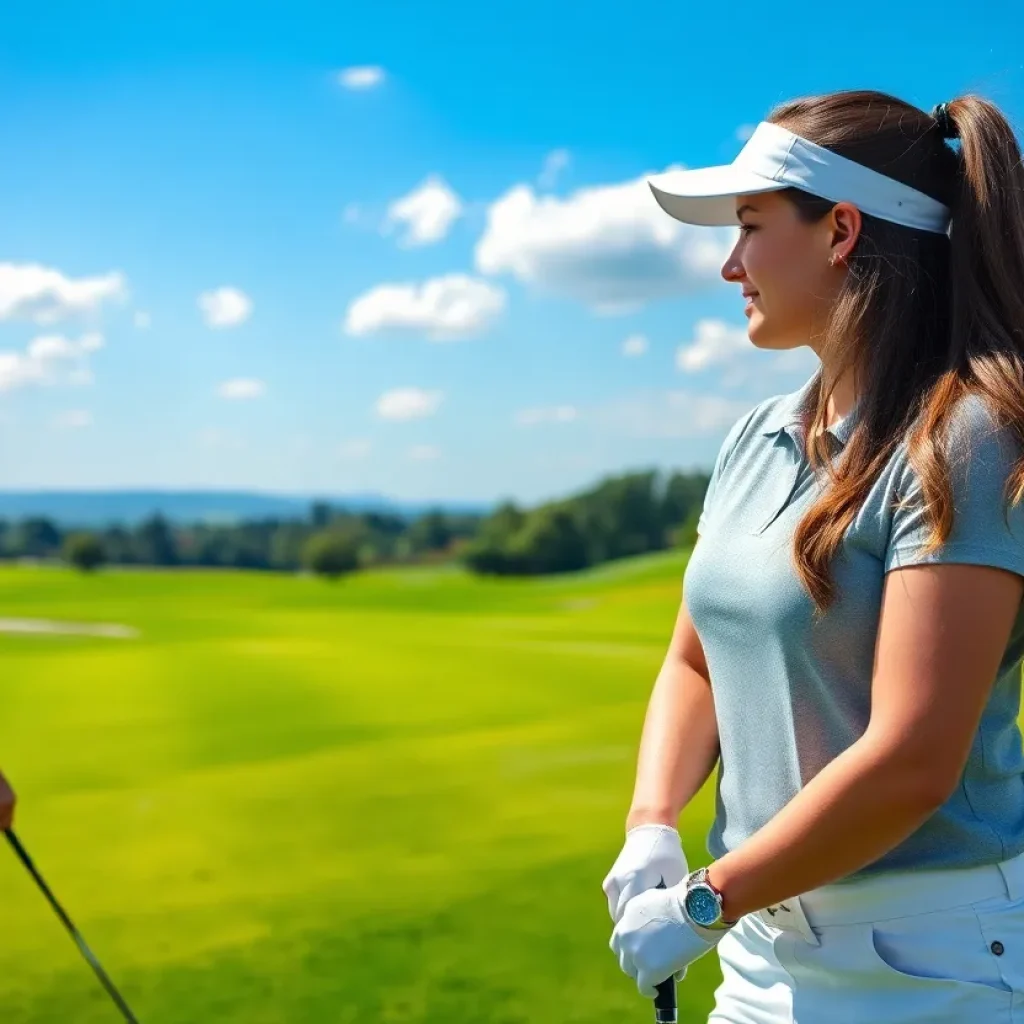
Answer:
[{"xmin": 743, "ymin": 293, "xmax": 759, "ymax": 316}]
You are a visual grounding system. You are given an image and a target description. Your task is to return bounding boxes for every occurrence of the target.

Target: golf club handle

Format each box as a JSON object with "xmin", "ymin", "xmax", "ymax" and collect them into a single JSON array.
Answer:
[{"xmin": 653, "ymin": 880, "xmax": 678, "ymax": 1023}]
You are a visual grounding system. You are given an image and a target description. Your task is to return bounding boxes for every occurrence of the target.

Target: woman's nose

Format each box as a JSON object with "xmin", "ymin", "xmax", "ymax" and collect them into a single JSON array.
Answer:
[{"xmin": 721, "ymin": 247, "xmax": 744, "ymax": 282}]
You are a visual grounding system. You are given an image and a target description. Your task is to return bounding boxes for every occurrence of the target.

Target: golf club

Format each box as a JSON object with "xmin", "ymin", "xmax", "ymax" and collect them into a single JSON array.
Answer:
[
  {"xmin": 653, "ymin": 878, "xmax": 677, "ymax": 1023},
  {"xmin": 4, "ymin": 829, "xmax": 141, "ymax": 1023}
]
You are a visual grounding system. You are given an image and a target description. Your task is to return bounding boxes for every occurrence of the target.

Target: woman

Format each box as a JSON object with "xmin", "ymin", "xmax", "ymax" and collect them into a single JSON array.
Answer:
[{"xmin": 602, "ymin": 90, "xmax": 1024, "ymax": 1023}]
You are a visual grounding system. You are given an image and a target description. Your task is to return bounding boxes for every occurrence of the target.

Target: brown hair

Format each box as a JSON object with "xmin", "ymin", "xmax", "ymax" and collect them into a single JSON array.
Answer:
[{"xmin": 764, "ymin": 89, "xmax": 1024, "ymax": 617}]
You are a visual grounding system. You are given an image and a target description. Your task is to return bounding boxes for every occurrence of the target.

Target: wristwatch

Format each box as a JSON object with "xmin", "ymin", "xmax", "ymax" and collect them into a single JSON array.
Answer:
[{"xmin": 682, "ymin": 867, "xmax": 738, "ymax": 931}]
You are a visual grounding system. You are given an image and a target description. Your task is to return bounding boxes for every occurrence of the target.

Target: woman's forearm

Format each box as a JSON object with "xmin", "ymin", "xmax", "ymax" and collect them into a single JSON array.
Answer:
[
  {"xmin": 626, "ymin": 658, "xmax": 720, "ymax": 831},
  {"xmin": 706, "ymin": 735, "xmax": 944, "ymax": 920}
]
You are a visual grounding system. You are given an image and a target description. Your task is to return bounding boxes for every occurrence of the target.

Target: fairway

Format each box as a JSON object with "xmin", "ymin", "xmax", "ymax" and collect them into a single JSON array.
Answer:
[{"xmin": 0, "ymin": 553, "xmax": 725, "ymax": 1023}]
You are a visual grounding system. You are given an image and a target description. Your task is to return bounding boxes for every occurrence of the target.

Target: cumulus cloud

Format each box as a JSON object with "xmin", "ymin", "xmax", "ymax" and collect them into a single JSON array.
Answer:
[
  {"xmin": 593, "ymin": 390, "xmax": 755, "ymax": 439},
  {"xmin": 344, "ymin": 274, "xmax": 505, "ymax": 340},
  {"xmin": 474, "ymin": 169, "xmax": 734, "ymax": 313},
  {"xmin": 199, "ymin": 287, "xmax": 252, "ymax": 328},
  {"xmin": 218, "ymin": 378, "xmax": 266, "ymax": 400},
  {"xmin": 408, "ymin": 444, "xmax": 441, "ymax": 461},
  {"xmin": 384, "ymin": 176, "xmax": 463, "ymax": 246},
  {"xmin": 375, "ymin": 387, "xmax": 443, "ymax": 421},
  {"xmin": 622, "ymin": 334, "xmax": 648, "ymax": 357},
  {"xmin": 515, "ymin": 405, "xmax": 578, "ymax": 426},
  {"xmin": 0, "ymin": 332, "xmax": 104, "ymax": 392},
  {"xmin": 337, "ymin": 66, "xmax": 385, "ymax": 90},
  {"xmin": 0, "ymin": 263, "xmax": 126, "ymax": 324},
  {"xmin": 538, "ymin": 148, "xmax": 570, "ymax": 190},
  {"xmin": 676, "ymin": 319, "xmax": 751, "ymax": 372},
  {"xmin": 676, "ymin": 318, "xmax": 820, "ymax": 387},
  {"xmin": 53, "ymin": 409, "xmax": 93, "ymax": 429}
]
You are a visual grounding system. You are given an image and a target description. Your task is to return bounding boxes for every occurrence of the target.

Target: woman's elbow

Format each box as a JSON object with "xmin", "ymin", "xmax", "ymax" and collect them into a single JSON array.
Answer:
[{"xmin": 863, "ymin": 733, "xmax": 963, "ymax": 811}]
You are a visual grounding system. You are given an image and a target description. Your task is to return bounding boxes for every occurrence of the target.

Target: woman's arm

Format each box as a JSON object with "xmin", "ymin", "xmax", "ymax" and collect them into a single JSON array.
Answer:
[
  {"xmin": 707, "ymin": 560, "xmax": 1024, "ymax": 920},
  {"xmin": 626, "ymin": 592, "xmax": 721, "ymax": 831}
]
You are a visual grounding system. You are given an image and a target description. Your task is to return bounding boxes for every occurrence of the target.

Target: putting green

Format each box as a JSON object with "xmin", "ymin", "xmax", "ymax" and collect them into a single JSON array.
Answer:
[{"xmin": 0, "ymin": 555, "xmax": 724, "ymax": 1022}]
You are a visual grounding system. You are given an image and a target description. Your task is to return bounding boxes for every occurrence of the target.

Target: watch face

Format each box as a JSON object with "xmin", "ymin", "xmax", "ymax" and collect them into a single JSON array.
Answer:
[{"xmin": 685, "ymin": 883, "xmax": 721, "ymax": 927}]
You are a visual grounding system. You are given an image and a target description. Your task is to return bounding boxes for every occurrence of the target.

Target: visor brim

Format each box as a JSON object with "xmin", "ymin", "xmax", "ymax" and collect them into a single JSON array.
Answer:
[{"xmin": 647, "ymin": 166, "xmax": 789, "ymax": 226}]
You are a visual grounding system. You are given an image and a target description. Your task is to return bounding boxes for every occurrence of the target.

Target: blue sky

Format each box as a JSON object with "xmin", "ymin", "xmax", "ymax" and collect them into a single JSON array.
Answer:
[{"xmin": 0, "ymin": 1, "xmax": 1021, "ymax": 505}]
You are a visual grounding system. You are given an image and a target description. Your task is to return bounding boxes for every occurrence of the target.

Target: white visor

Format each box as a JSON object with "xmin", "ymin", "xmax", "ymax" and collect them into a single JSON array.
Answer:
[{"xmin": 649, "ymin": 121, "xmax": 951, "ymax": 235}]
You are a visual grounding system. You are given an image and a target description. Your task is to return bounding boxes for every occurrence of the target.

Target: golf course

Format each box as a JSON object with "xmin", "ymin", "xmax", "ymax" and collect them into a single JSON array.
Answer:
[{"xmin": 0, "ymin": 550, "xmax": 726, "ymax": 1023}]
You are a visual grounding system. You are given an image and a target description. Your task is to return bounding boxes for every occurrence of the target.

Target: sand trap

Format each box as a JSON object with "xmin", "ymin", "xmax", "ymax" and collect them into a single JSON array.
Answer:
[{"xmin": 0, "ymin": 618, "xmax": 138, "ymax": 639}]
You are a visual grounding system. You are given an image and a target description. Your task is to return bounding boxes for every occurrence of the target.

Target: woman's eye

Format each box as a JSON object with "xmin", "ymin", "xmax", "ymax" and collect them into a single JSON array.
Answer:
[{"xmin": 739, "ymin": 223, "xmax": 757, "ymax": 235}]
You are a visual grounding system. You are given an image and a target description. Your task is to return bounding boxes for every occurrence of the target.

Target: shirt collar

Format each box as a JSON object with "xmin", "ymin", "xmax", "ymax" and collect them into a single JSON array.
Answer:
[{"xmin": 760, "ymin": 373, "xmax": 860, "ymax": 447}]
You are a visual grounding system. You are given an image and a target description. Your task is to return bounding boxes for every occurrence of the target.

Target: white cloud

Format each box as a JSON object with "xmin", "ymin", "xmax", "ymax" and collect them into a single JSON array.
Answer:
[
  {"xmin": 736, "ymin": 123, "xmax": 757, "ymax": 142},
  {"xmin": 515, "ymin": 405, "xmax": 578, "ymax": 426},
  {"xmin": 218, "ymin": 378, "xmax": 266, "ymax": 400},
  {"xmin": 337, "ymin": 66, "xmax": 385, "ymax": 90},
  {"xmin": 199, "ymin": 287, "xmax": 252, "ymax": 328},
  {"xmin": 538, "ymin": 148, "xmax": 570, "ymax": 190},
  {"xmin": 0, "ymin": 332, "xmax": 104, "ymax": 392},
  {"xmin": 474, "ymin": 169, "xmax": 734, "ymax": 313},
  {"xmin": 676, "ymin": 319, "xmax": 751, "ymax": 372},
  {"xmin": 384, "ymin": 176, "xmax": 463, "ymax": 247},
  {"xmin": 0, "ymin": 263, "xmax": 126, "ymax": 324},
  {"xmin": 408, "ymin": 444, "xmax": 441, "ymax": 461},
  {"xmin": 344, "ymin": 274, "xmax": 505, "ymax": 340},
  {"xmin": 53, "ymin": 409, "xmax": 93, "ymax": 429},
  {"xmin": 675, "ymin": 318, "xmax": 820, "ymax": 386},
  {"xmin": 339, "ymin": 439, "xmax": 372, "ymax": 459},
  {"xmin": 622, "ymin": 334, "xmax": 648, "ymax": 357},
  {"xmin": 593, "ymin": 390, "xmax": 754, "ymax": 439},
  {"xmin": 376, "ymin": 387, "xmax": 443, "ymax": 421},
  {"xmin": 134, "ymin": 310, "xmax": 152, "ymax": 329}
]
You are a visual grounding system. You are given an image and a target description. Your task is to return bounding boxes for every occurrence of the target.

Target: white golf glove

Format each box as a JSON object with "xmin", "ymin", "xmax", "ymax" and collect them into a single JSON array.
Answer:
[
  {"xmin": 609, "ymin": 880, "xmax": 726, "ymax": 996},
  {"xmin": 601, "ymin": 823, "xmax": 688, "ymax": 924}
]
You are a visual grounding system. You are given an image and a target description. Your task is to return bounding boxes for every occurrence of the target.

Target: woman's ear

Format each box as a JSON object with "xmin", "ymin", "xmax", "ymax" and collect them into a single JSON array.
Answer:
[{"xmin": 829, "ymin": 201, "xmax": 862, "ymax": 262}]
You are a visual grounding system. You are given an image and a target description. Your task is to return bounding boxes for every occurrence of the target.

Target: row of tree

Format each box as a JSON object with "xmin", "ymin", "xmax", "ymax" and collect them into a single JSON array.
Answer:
[{"xmin": 0, "ymin": 468, "xmax": 709, "ymax": 579}]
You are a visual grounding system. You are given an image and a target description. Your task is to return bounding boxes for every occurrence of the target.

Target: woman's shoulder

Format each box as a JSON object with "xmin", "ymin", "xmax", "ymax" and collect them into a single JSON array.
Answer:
[{"xmin": 891, "ymin": 390, "xmax": 1022, "ymax": 490}]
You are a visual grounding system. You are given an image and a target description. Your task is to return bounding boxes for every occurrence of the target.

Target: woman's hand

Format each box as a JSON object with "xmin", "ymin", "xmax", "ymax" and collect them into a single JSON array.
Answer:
[
  {"xmin": 609, "ymin": 880, "xmax": 726, "ymax": 996},
  {"xmin": 0, "ymin": 771, "xmax": 15, "ymax": 831},
  {"xmin": 601, "ymin": 823, "xmax": 688, "ymax": 923}
]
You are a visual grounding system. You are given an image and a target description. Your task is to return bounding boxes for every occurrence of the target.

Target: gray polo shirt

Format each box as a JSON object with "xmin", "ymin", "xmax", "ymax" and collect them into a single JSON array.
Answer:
[{"xmin": 684, "ymin": 372, "xmax": 1024, "ymax": 880}]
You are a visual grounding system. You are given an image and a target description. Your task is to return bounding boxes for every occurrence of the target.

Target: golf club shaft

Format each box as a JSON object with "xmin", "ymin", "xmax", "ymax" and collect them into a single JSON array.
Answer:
[
  {"xmin": 5, "ymin": 829, "xmax": 141, "ymax": 1024},
  {"xmin": 653, "ymin": 879, "xmax": 677, "ymax": 1023}
]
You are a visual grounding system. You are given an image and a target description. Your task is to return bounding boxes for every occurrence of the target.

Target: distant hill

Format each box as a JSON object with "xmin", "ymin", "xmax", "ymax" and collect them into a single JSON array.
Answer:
[{"xmin": 0, "ymin": 490, "xmax": 493, "ymax": 527}]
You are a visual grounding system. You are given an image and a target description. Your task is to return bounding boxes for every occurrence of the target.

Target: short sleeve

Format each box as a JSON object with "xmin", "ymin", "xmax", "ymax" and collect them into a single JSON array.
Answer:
[
  {"xmin": 698, "ymin": 407, "xmax": 757, "ymax": 536},
  {"xmin": 884, "ymin": 397, "xmax": 1024, "ymax": 577}
]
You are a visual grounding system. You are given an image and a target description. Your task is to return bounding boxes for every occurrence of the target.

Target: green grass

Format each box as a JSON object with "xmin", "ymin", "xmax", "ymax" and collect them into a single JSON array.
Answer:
[{"xmin": 0, "ymin": 554, "xmax": 724, "ymax": 1023}]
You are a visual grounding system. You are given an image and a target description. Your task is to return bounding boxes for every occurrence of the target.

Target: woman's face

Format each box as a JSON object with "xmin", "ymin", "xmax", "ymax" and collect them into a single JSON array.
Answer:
[{"xmin": 721, "ymin": 191, "xmax": 845, "ymax": 354}]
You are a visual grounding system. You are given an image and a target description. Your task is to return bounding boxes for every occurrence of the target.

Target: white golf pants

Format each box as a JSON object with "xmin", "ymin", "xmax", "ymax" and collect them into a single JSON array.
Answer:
[{"xmin": 708, "ymin": 847, "xmax": 1024, "ymax": 1023}]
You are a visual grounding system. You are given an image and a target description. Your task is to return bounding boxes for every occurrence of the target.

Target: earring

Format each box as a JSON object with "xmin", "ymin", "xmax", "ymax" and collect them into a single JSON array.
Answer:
[{"xmin": 829, "ymin": 253, "xmax": 845, "ymax": 268}]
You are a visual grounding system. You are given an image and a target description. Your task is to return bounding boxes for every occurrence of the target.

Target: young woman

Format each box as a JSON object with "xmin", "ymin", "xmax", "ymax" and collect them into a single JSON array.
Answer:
[{"xmin": 602, "ymin": 90, "xmax": 1024, "ymax": 1022}]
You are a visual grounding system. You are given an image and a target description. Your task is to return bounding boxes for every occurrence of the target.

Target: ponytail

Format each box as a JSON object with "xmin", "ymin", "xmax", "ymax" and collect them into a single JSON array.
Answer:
[{"xmin": 943, "ymin": 95, "xmax": 1024, "ymax": 504}]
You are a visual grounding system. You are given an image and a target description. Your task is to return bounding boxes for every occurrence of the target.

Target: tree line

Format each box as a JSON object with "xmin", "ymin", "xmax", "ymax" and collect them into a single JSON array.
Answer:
[{"xmin": 0, "ymin": 467, "xmax": 709, "ymax": 579}]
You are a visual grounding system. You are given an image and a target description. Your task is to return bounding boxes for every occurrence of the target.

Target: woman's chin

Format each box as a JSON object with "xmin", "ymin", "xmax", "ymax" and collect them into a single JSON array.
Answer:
[{"xmin": 747, "ymin": 314, "xmax": 771, "ymax": 346}]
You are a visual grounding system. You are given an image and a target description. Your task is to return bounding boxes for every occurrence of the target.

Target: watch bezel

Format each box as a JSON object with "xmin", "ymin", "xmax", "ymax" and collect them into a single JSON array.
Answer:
[{"xmin": 684, "ymin": 878, "xmax": 724, "ymax": 927}]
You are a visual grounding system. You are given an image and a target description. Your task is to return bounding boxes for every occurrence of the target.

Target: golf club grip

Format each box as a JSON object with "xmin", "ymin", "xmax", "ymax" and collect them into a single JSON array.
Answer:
[{"xmin": 653, "ymin": 880, "xmax": 677, "ymax": 1023}]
